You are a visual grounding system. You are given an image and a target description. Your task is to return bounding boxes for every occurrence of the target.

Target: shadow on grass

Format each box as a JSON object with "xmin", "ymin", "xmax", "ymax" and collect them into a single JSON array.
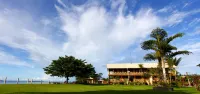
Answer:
[
  {"xmin": 9, "ymin": 90, "xmax": 195, "ymax": 94},
  {"xmin": 80, "ymin": 84, "xmax": 110, "ymax": 86}
]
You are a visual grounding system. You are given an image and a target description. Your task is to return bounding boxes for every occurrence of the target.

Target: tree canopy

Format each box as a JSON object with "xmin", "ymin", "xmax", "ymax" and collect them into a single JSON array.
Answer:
[
  {"xmin": 141, "ymin": 27, "xmax": 191, "ymax": 82},
  {"xmin": 197, "ymin": 64, "xmax": 200, "ymax": 67},
  {"xmin": 43, "ymin": 55, "xmax": 96, "ymax": 83}
]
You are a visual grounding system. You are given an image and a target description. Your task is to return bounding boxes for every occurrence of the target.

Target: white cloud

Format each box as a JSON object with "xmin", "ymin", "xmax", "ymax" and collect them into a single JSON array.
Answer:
[
  {"xmin": 0, "ymin": 8, "xmax": 65, "ymax": 67},
  {"xmin": 41, "ymin": 18, "xmax": 52, "ymax": 26},
  {"xmin": 164, "ymin": 9, "xmax": 200, "ymax": 27},
  {"xmin": 158, "ymin": 6, "xmax": 173, "ymax": 13},
  {"xmin": 0, "ymin": 50, "xmax": 33, "ymax": 68},
  {"xmin": 189, "ymin": 18, "xmax": 200, "ymax": 27},
  {"xmin": 177, "ymin": 42, "xmax": 200, "ymax": 73},
  {"xmin": 182, "ymin": 1, "xmax": 193, "ymax": 9},
  {"xmin": 188, "ymin": 26, "xmax": 200, "ymax": 36},
  {"xmin": 180, "ymin": 42, "xmax": 200, "ymax": 53},
  {"xmin": 55, "ymin": 2, "xmax": 161, "ymax": 74},
  {"xmin": 57, "ymin": 0, "xmax": 67, "ymax": 8}
]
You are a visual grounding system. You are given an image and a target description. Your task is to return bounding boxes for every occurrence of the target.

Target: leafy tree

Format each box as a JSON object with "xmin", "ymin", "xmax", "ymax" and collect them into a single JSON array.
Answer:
[
  {"xmin": 197, "ymin": 64, "xmax": 200, "ymax": 67},
  {"xmin": 43, "ymin": 55, "xmax": 96, "ymax": 83},
  {"xmin": 43, "ymin": 56, "xmax": 76, "ymax": 83},
  {"xmin": 91, "ymin": 73, "xmax": 103, "ymax": 83},
  {"xmin": 102, "ymin": 78, "xmax": 108, "ymax": 81},
  {"xmin": 141, "ymin": 28, "xmax": 191, "ymax": 82},
  {"xmin": 75, "ymin": 62, "xmax": 96, "ymax": 83}
]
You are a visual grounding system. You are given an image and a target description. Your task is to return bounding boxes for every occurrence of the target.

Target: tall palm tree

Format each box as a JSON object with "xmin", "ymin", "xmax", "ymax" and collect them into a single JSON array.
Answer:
[{"xmin": 141, "ymin": 28, "xmax": 191, "ymax": 82}]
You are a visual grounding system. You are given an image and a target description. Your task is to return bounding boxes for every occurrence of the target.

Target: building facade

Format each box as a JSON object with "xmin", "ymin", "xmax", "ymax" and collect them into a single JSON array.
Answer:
[{"xmin": 107, "ymin": 63, "xmax": 176, "ymax": 84}]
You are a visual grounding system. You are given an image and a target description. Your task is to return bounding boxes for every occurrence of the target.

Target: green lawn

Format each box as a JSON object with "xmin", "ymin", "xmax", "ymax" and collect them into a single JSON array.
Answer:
[{"xmin": 0, "ymin": 84, "xmax": 199, "ymax": 94}]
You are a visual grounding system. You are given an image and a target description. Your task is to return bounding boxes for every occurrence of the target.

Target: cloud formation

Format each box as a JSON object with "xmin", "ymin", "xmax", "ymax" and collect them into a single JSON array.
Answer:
[
  {"xmin": 0, "ymin": 50, "xmax": 33, "ymax": 67},
  {"xmin": 55, "ymin": 1, "xmax": 162, "ymax": 73}
]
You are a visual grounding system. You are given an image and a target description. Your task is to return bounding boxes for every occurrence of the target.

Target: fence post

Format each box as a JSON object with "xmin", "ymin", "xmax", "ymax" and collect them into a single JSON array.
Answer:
[
  {"xmin": 41, "ymin": 80, "xmax": 42, "ymax": 84},
  {"xmin": 31, "ymin": 79, "xmax": 33, "ymax": 84},
  {"xmin": 49, "ymin": 80, "xmax": 50, "ymax": 84},
  {"xmin": 4, "ymin": 77, "xmax": 7, "ymax": 84},
  {"xmin": 27, "ymin": 79, "xmax": 29, "ymax": 84},
  {"xmin": 17, "ymin": 78, "xmax": 19, "ymax": 84}
]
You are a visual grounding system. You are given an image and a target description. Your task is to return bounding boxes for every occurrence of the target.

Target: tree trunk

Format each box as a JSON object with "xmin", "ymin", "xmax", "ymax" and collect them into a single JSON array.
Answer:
[
  {"xmin": 175, "ymin": 68, "xmax": 177, "ymax": 82},
  {"xmin": 161, "ymin": 57, "xmax": 167, "ymax": 82},
  {"xmin": 170, "ymin": 73, "xmax": 171, "ymax": 86}
]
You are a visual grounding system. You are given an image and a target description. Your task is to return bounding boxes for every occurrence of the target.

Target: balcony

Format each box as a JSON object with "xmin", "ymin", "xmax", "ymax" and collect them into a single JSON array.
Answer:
[{"xmin": 109, "ymin": 72, "xmax": 144, "ymax": 76}]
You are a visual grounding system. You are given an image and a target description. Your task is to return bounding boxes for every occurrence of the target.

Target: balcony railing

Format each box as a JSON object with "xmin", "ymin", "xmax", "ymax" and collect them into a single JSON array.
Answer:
[
  {"xmin": 109, "ymin": 72, "xmax": 176, "ymax": 76},
  {"xmin": 109, "ymin": 72, "xmax": 143, "ymax": 76}
]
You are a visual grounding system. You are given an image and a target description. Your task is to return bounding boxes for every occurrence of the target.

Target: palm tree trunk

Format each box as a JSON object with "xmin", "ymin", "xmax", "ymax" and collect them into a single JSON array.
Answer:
[
  {"xmin": 161, "ymin": 57, "xmax": 167, "ymax": 82},
  {"xmin": 170, "ymin": 73, "xmax": 171, "ymax": 85},
  {"xmin": 175, "ymin": 68, "xmax": 177, "ymax": 81}
]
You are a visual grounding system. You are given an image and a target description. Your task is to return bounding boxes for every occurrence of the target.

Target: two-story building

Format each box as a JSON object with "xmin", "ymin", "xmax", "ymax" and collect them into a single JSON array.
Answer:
[{"xmin": 107, "ymin": 63, "xmax": 176, "ymax": 84}]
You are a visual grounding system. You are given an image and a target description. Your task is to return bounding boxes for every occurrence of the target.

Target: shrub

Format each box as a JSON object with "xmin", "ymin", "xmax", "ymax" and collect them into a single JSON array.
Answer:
[
  {"xmin": 153, "ymin": 81, "xmax": 159, "ymax": 86},
  {"xmin": 135, "ymin": 81, "xmax": 143, "ymax": 85},
  {"xmin": 197, "ymin": 85, "xmax": 200, "ymax": 91},
  {"xmin": 119, "ymin": 81, "xmax": 124, "ymax": 85},
  {"xmin": 176, "ymin": 81, "xmax": 182, "ymax": 88},
  {"xmin": 129, "ymin": 82, "xmax": 135, "ymax": 85},
  {"xmin": 159, "ymin": 82, "xmax": 170, "ymax": 87},
  {"xmin": 171, "ymin": 81, "xmax": 177, "ymax": 87}
]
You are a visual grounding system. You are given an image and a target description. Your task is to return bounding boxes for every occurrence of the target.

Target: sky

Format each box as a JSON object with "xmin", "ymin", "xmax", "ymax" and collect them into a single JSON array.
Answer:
[{"xmin": 0, "ymin": 0, "xmax": 200, "ymax": 81}]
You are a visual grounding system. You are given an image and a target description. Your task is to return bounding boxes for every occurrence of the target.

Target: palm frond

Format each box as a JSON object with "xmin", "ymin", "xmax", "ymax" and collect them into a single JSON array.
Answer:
[
  {"xmin": 167, "ymin": 58, "xmax": 174, "ymax": 68},
  {"xmin": 174, "ymin": 57, "xmax": 182, "ymax": 66},
  {"xmin": 144, "ymin": 53, "xmax": 157, "ymax": 61},
  {"xmin": 141, "ymin": 40, "xmax": 157, "ymax": 50},
  {"xmin": 169, "ymin": 50, "xmax": 192, "ymax": 57},
  {"xmin": 138, "ymin": 64, "xmax": 144, "ymax": 68},
  {"xmin": 150, "ymin": 28, "xmax": 168, "ymax": 40},
  {"xmin": 166, "ymin": 33, "xmax": 184, "ymax": 43},
  {"xmin": 160, "ymin": 43, "xmax": 177, "ymax": 53},
  {"xmin": 197, "ymin": 64, "xmax": 200, "ymax": 67}
]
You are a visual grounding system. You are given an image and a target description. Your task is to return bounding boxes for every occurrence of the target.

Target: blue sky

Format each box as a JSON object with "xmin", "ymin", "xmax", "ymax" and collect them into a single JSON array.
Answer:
[{"xmin": 0, "ymin": 0, "xmax": 200, "ymax": 81}]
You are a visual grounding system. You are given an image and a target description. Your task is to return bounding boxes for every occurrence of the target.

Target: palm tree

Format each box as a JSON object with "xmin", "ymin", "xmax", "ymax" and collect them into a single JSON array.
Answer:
[
  {"xmin": 197, "ymin": 64, "xmax": 200, "ymax": 67},
  {"xmin": 141, "ymin": 28, "xmax": 191, "ymax": 82},
  {"xmin": 138, "ymin": 64, "xmax": 144, "ymax": 73},
  {"xmin": 167, "ymin": 58, "xmax": 174, "ymax": 84},
  {"xmin": 167, "ymin": 57, "xmax": 182, "ymax": 84},
  {"xmin": 173, "ymin": 57, "xmax": 182, "ymax": 81},
  {"xmin": 92, "ymin": 73, "xmax": 103, "ymax": 83},
  {"xmin": 138, "ymin": 64, "xmax": 144, "ymax": 83},
  {"xmin": 168, "ymin": 58, "xmax": 181, "ymax": 74}
]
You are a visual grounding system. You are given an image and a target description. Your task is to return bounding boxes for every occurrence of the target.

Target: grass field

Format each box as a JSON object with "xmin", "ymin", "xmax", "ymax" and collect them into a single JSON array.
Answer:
[{"xmin": 0, "ymin": 84, "xmax": 199, "ymax": 94}]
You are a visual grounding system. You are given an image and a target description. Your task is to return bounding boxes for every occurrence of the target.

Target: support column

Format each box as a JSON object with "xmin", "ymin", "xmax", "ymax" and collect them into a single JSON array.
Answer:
[
  {"xmin": 108, "ymin": 69, "xmax": 110, "ymax": 84},
  {"xmin": 134, "ymin": 76, "xmax": 136, "ymax": 82}
]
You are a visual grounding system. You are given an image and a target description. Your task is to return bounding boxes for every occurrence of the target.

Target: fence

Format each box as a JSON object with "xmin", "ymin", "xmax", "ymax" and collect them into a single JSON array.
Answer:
[{"xmin": 0, "ymin": 77, "xmax": 56, "ymax": 84}]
